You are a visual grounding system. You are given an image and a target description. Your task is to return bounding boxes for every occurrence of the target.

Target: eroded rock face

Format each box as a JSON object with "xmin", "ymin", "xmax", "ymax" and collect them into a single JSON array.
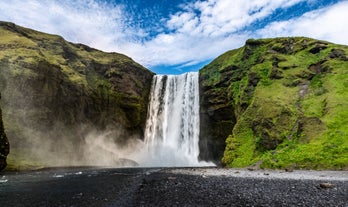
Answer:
[
  {"xmin": 0, "ymin": 21, "xmax": 154, "ymax": 167},
  {"xmin": 0, "ymin": 94, "xmax": 9, "ymax": 171},
  {"xmin": 199, "ymin": 68, "xmax": 235, "ymax": 164}
]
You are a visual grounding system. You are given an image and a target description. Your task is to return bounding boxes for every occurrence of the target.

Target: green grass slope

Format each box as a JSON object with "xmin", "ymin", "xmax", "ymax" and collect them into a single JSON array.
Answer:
[
  {"xmin": 0, "ymin": 21, "xmax": 154, "ymax": 170},
  {"xmin": 200, "ymin": 37, "xmax": 348, "ymax": 170}
]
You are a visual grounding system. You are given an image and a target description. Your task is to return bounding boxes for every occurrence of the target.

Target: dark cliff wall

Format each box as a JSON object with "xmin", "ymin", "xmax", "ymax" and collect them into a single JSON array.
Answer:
[
  {"xmin": 199, "ymin": 37, "xmax": 348, "ymax": 169},
  {"xmin": 0, "ymin": 94, "xmax": 9, "ymax": 171},
  {"xmin": 0, "ymin": 21, "xmax": 154, "ymax": 168},
  {"xmin": 199, "ymin": 65, "xmax": 235, "ymax": 164}
]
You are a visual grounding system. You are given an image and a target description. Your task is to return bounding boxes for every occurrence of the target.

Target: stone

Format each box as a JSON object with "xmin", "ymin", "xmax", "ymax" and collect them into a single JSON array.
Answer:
[{"xmin": 319, "ymin": 183, "xmax": 335, "ymax": 189}]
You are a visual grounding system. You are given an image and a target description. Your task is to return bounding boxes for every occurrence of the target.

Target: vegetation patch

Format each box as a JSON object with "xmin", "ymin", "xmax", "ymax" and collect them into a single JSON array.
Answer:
[
  {"xmin": 0, "ymin": 21, "xmax": 154, "ymax": 169},
  {"xmin": 200, "ymin": 37, "xmax": 348, "ymax": 170}
]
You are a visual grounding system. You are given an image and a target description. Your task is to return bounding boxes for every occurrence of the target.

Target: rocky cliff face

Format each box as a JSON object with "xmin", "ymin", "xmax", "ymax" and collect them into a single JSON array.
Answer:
[
  {"xmin": 0, "ymin": 21, "xmax": 154, "ymax": 169},
  {"xmin": 0, "ymin": 94, "xmax": 9, "ymax": 171},
  {"xmin": 199, "ymin": 61, "xmax": 236, "ymax": 163},
  {"xmin": 199, "ymin": 37, "xmax": 348, "ymax": 169}
]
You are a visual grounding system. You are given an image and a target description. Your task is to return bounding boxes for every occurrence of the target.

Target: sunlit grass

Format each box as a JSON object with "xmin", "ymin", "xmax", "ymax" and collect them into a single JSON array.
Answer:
[{"xmin": 202, "ymin": 37, "xmax": 348, "ymax": 170}]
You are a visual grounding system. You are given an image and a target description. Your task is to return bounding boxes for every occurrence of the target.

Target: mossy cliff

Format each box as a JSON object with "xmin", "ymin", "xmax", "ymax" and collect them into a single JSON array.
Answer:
[
  {"xmin": 0, "ymin": 94, "xmax": 9, "ymax": 170},
  {"xmin": 199, "ymin": 37, "xmax": 348, "ymax": 169},
  {"xmin": 0, "ymin": 21, "xmax": 154, "ymax": 169}
]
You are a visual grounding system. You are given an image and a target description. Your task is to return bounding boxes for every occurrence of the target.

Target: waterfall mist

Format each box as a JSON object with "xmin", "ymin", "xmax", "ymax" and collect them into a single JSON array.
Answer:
[
  {"xmin": 2, "ymin": 70, "xmax": 213, "ymax": 168},
  {"xmin": 140, "ymin": 72, "xmax": 213, "ymax": 167}
]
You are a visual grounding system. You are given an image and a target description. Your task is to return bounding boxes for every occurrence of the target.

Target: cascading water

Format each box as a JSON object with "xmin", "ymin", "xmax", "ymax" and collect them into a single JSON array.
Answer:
[{"xmin": 142, "ymin": 72, "xmax": 207, "ymax": 167}]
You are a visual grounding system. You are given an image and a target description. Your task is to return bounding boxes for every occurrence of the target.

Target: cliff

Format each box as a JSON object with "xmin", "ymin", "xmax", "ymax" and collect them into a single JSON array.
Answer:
[
  {"xmin": 199, "ymin": 37, "xmax": 348, "ymax": 169},
  {"xmin": 2, "ymin": 21, "xmax": 347, "ymax": 170},
  {"xmin": 0, "ymin": 21, "xmax": 154, "ymax": 169},
  {"xmin": 0, "ymin": 94, "xmax": 9, "ymax": 170}
]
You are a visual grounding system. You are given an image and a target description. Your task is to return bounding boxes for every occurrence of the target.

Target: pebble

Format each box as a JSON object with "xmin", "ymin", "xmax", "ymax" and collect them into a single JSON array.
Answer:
[{"xmin": 319, "ymin": 182, "xmax": 335, "ymax": 189}]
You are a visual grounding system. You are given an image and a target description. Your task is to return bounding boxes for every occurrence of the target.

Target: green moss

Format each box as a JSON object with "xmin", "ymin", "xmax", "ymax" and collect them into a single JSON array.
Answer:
[
  {"xmin": 0, "ymin": 28, "xmax": 37, "ymax": 48},
  {"xmin": 260, "ymin": 130, "xmax": 348, "ymax": 170},
  {"xmin": 6, "ymin": 151, "xmax": 44, "ymax": 171},
  {"xmin": 222, "ymin": 117, "xmax": 257, "ymax": 167},
  {"xmin": 201, "ymin": 37, "xmax": 348, "ymax": 170},
  {"xmin": 0, "ymin": 21, "xmax": 154, "ymax": 170}
]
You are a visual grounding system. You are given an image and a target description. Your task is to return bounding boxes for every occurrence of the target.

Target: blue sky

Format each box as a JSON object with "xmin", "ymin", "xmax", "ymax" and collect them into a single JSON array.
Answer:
[{"xmin": 0, "ymin": 0, "xmax": 347, "ymax": 74}]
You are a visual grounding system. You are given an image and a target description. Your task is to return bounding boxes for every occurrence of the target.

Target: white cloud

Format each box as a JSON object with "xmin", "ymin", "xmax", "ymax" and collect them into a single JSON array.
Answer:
[
  {"xmin": 168, "ymin": 0, "xmax": 305, "ymax": 37},
  {"xmin": 257, "ymin": 1, "xmax": 348, "ymax": 45},
  {"xmin": 130, "ymin": 0, "xmax": 307, "ymax": 67},
  {"xmin": 0, "ymin": 0, "xmax": 137, "ymax": 51},
  {"xmin": 0, "ymin": 0, "xmax": 347, "ymax": 73}
]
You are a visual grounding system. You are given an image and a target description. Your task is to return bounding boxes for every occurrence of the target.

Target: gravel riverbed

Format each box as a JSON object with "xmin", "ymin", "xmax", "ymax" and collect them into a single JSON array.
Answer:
[
  {"xmin": 134, "ymin": 168, "xmax": 348, "ymax": 206},
  {"xmin": 0, "ymin": 167, "xmax": 347, "ymax": 206}
]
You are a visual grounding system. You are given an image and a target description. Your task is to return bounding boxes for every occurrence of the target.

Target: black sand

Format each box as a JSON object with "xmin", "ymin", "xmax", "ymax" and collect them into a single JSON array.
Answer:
[{"xmin": 0, "ymin": 167, "xmax": 347, "ymax": 206}]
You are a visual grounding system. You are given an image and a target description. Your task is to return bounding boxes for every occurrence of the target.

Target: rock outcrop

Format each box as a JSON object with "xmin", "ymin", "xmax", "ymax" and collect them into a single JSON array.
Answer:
[
  {"xmin": 199, "ymin": 37, "xmax": 348, "ymax": 169},
  {"xmin": 199, "ymin": 62, "xmax": 236, "ymax": 163},
  {"xmin": 0, "ymin": 21, "xmax": 154, "ymax": 168},
  {"xmin": 0, "ymin": 94, "xmax": 9, "ymax": 171}
]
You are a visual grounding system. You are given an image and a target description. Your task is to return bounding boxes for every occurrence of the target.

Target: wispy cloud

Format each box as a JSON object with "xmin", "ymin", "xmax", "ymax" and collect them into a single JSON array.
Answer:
[
  {"xmin": 135, "ymin": 0, "xmax": 310, "ymax": 68},
  {"xmin": 257, "ymin": 1, "xmax": 348, "ymax": 45},
  {"xmin": 0, "ymin": 0, "xmax": 346, "ymax": 73},
  {"xmin": 166, "ymin": 0, "xmax": 305, "ymax": 36},
  {"xmin": 0, "ymin": 0, "xmax": 143, "ymax": 51}
]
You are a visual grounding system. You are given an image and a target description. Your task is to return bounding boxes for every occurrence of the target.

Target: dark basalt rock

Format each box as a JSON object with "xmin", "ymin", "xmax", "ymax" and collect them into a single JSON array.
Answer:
[
  {"xmin": 0, "ymin": 94, "xmax": 9, "ymax": 171},
  {"xmin": 329, "ymin": 49, "xmax": 348, "ymax": 60},
  {"xmin": 198, "ymin": 63, "xmax": 236, "ymax": 164},
  {"xmin": 309, "ymin": 45, "xmax": 327, "ymax": 54}
]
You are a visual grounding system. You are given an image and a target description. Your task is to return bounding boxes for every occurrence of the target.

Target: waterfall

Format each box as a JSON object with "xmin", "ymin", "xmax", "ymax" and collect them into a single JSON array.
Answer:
[{"xmin": 143, "ymin": 72, "xmax": 204, "ymax": 166}]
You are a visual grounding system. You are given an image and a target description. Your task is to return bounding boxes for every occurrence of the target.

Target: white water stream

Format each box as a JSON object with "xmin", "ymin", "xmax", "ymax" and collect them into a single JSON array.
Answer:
[{"xmin": 142, "ymin": 72, "xmax": 210, "ymax": 167}]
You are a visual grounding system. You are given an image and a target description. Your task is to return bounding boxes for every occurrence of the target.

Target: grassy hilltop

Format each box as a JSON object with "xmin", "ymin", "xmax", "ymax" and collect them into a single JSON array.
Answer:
[{"xmin": 200, "ymin": 37, "xmax": 348, "ymax": 170}]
